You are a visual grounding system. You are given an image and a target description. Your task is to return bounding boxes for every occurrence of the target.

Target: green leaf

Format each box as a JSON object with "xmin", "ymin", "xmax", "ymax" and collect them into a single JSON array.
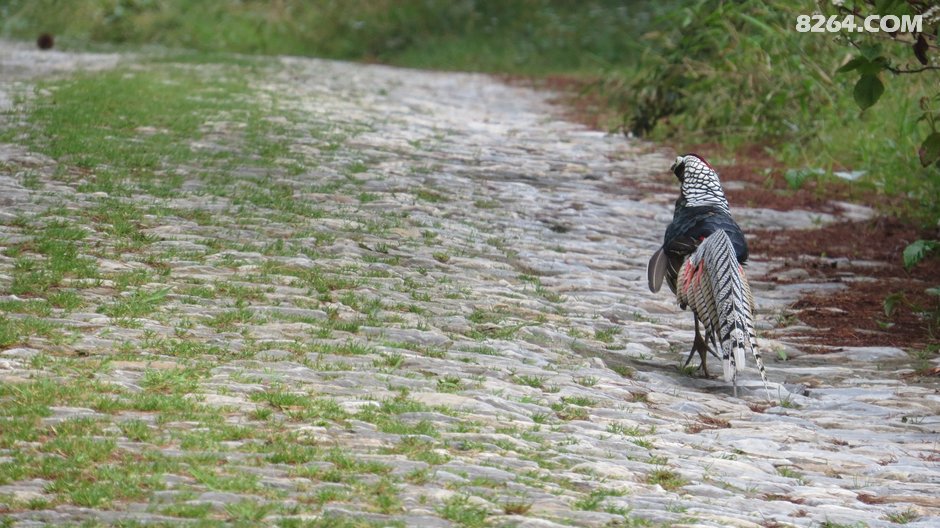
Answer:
[
  {"xmin": 859, "ymin": 57, "xmax": 888, "ymax": 76},
  {"xmin": 859, "ymin": 43, "xmax": 883, "ymax": 60},
  {"xmin": 926, "ymin": 287, "xmax": 940, "ymax": 297},
  {"xmin": 853, "ymin": 74, "xmax": 884, "ymax": 111},
  {"xmin": 883, "ymin": 292, "xmax": 904, "ymax": 317},
  {"xmin": 903, "ymin": 239, "xmax": 937, "ymax": 269},
  {"xmin": 783, "ymin": 168, "xmax": 814, "ymax": 190},
  {"xmin": 874, "ymin": 0, "xmax": 911, "ymax": 16},
  {"xmin": 918, "ymin": 133, "xmax": 940, "ymax": 167},
  {"xmin": 837, "ymin": 56, "xmax": 868, "ymax": 73}
]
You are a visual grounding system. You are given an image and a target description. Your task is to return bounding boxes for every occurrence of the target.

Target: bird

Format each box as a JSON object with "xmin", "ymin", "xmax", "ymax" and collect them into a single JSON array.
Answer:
[{"xmin": 647, "ymin": 153, "xmax": 770, "ymax": 398}]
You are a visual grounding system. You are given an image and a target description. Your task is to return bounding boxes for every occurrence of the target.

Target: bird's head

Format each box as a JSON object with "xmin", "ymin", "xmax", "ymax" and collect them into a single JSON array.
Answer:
[{"xmin": 671, "ymin": 154, "xmax": 729, "ymax": 211}]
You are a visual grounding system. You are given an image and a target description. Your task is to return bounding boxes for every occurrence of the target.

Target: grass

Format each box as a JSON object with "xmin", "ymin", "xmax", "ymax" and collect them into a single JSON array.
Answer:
[
  {"xmin": 8, "ymin": 222, "xmax": 99, "ymax": 296},
  {"xmin": 438, "ymin": 495, "xmax": 489, "ymax": 528},
  {"xmin": 0, "ymin": 1, "xmax": 672, "ymax": 74},
  {"xmin": 552, "ymin": 402, "xmax": 589, "ymax": 421},
  {"xmin": 0, "ymin": 34, "xmax": 446, "ymax": 526},
  {"xmin": 573, "ymin": 487, "xmax": 627, "ymax": 511},
  {"xmin": 502, "ymin": 500, "xmax": 533, "ymax": 515},
  {"xmin": 9, "ymin": 68, "xmax": 241, "ymax": 170},
  {"xmin": 645, "ymin": 467, "xmax": 687, "ymax": 492},
  {"xmin": 594, "ymin": 327, "xmax": 621, "ymax": 344},
  {"xmin": 0, "ymin": 55, "xmax": 365, "ymax": 517},
  {"xmin": 774, "ymin": 466, "xmax": 809, "ymax": 487},
  {"xmin": 98, "ymin": 287, "xmax": 172, "ymax": 319},
  {"xmin": 383, "ymin": 436, "xmax": 450, "ymax": 466},
  {"xmin": 0, "ymin": 315, "xmax": 69, "ymax": 348},
  {"xmin": 513, "ymin": 374, "xmax": 547, "ymax": 389},
  {"xmin": 560, "ymin": 395, "xmax": 597, "ymax": 407},
  {"xmin": 885, "ymin": 508, "xmax": 919, "ymax": 524},
  {"xmin": 611, "ymin": 364, "xmax": 636, "ymax": 378}
]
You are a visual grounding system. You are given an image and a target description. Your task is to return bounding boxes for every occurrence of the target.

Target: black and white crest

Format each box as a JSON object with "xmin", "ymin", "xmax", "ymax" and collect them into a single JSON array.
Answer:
[{"xmin": 672, "ymin": 154, "xmax": 730, "ymax": 214}]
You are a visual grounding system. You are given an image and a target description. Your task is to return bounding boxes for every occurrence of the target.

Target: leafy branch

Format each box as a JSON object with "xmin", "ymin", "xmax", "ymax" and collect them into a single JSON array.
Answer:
[{"xmin": 823, "ymin": 0, "xmax": 940, "ymax": 165}]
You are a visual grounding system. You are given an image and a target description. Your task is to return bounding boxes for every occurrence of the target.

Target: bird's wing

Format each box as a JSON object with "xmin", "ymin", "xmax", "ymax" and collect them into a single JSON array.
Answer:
[
  {"xmin": 662, "ymin": 235, "xmax": 700, "ymax": 295},
  {"xmin": 647, "ymin": 247, "xmax": 667, "ymax": 293}
]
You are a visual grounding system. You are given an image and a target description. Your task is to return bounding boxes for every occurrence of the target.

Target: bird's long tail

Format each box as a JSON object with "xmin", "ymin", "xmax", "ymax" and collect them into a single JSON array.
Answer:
[{"xmin": 676, "ymin": 230, "xmax": 770, "ymax": 397}]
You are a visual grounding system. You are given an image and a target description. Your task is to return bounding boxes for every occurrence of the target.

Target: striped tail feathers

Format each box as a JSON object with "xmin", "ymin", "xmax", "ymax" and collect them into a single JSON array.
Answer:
[
  {"xmin": 676, "ymin": 230, "xmax": 770, "ymax": 397},
  {"xmin": 736, "ymin": 262, "xmax": 771, "ymax": 394},
  {"xmin": 740, "ymin": 273, "xmax": 771, "ymax": 398}
]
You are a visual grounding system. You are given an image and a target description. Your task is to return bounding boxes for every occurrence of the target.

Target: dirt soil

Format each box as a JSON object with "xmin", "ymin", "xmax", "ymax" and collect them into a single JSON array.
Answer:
[{"xmin": 712, "ymin": 147, "xmax": 939, "ymax": 352}]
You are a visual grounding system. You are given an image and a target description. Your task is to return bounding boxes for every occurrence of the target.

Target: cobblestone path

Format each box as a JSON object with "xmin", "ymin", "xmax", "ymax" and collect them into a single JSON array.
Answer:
[{"xmin": 1, "ymin": 42, "xmax": 938, "ymax": 527}]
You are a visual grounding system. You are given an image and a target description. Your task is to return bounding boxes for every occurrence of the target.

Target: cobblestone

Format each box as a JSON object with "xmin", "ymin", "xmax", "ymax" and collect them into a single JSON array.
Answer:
[{"xmin": 0, "ymin": 40, "xmax": 938, "ymax": 527}]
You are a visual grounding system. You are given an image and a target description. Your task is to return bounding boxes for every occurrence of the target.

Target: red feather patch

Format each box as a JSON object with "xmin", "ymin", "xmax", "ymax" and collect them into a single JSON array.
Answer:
[{"xmin": 685, "ymin": 153, "xmax": 715, "ymax": 171}]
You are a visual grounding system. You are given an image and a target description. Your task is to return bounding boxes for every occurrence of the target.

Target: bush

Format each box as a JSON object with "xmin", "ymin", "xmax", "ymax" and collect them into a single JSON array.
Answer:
[
  {"xmin": 607, "ymin": 0, "xmax": 839, "ymax": 141},
  {"xmin": 605, "ymin": 0, "xmax": 939, "ymax": 224}
]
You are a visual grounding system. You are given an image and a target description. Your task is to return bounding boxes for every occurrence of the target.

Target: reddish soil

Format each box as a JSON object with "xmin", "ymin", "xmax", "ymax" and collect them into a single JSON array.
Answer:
[
  {"xmin": 706, "ymin": 147, "xmax": 940, "ymax": 352},
  {"xmin": 752, "ymin": 219, "xmax": 939, "ymax": 350}
]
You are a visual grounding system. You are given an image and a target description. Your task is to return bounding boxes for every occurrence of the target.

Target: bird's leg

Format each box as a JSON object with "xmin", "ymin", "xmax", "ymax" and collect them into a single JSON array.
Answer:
[{"xmin": 683, "ymin": 315, "xmax": 711, "ymax": 377}]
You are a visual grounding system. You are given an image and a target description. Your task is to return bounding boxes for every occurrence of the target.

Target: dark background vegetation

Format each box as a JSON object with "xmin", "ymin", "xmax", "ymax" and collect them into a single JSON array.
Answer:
[{"xmin": 1, "ymin": 0, "xmax": 938, "ymax": 343}]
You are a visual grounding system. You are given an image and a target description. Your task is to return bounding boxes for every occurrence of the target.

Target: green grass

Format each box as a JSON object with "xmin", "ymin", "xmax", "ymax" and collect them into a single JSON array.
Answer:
[
  {"xmin": 594, "ymin": 327, "xmax": 621, "ymax": 344},
  {"xmin": 512, "ymin": 374, "xmax": 547, "ymax": 389},
  {"xmin": 10, "ymin": 68, "xmax": 241, "ymax": 170},
  {"xmin": 573, "ymin": 487, "xmax": 627, "ymax": 511},
  {"xmin": 0, "ymin": 62, "xmax": 308, "ymax": 193},
  {"xmin": 159, "ymin": 502, "xmax": 213, "ymax": 520},
  {"xmin": 0, "ymin": 376, "xmax": 190, "ymax": 507},
  {"xmin": 0, "ymin": 315, "xmax": 69, "ymax": 348},
  {"xmin": 8, "ymin": 221, "xmax": 99, "ymax": 296},
  {"xmin": 98, "ymin": 287, "xmax": 172, "ymax": 319},
  {"xmin": 190, "ymin": 467, "xmax": 263, "ymax": 494},
  {"xmin": 646, "ymin": 467, "xmax": 687, "ymax": 492},
  {"xmin": 0, "ymin": 30, "xmax": 530, "ymax": 523},
  {"xmin": 885, "ymin": 508, "xmax": 920, "ymax": 524},
  {"xmin": 551, "ymin": 402, "xmax": 589, "ymax": 421},
  {"xmin": 438, "ymin": 495, "xmax": 489, "ymax": 528},
  {"xmin": 382, "ymin": 436, "xmax": 450, "ymax": 466},
  {"xmin": 776, "ymin": 466, "xmax": 808, "ymax": 485},
  {"xmin": 0, "ymin": 1, "xmax": 672, "ymax": 75},
  {"xmin": 560, "ymin": 395, "xmax": 597, "ymax": 407}
]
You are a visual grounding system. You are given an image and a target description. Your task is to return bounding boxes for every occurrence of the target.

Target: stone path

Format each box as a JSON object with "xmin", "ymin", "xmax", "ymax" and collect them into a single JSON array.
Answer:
[{"xmin": 1, "ymin": 41, "xmax": 938, "ymax": 527}]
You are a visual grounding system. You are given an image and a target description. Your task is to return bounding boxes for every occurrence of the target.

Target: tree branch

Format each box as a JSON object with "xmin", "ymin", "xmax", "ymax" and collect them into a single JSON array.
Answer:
[
  {"xmin": 842, "ymin": 33, "xmax": 940, "ymax": 75},
  {"xmin": 885, "ymin": 64, "xmax": 940, "ymax": 74}
]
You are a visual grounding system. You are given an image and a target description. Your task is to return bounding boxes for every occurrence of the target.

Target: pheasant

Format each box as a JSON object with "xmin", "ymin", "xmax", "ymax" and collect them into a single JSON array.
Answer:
[{"xmin": 647, "ymin": 154, "xmax": 770, "ymax": 398}]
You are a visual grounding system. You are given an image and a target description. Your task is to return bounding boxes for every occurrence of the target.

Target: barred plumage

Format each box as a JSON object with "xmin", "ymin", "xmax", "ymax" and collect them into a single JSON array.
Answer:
[
  {"xmin": 676, "ymin": 230, "xmax": 768, "ymax": 390},
  {"xmin": 648, "ymin": 154, "xmax": 771, "ymax": 398}
]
